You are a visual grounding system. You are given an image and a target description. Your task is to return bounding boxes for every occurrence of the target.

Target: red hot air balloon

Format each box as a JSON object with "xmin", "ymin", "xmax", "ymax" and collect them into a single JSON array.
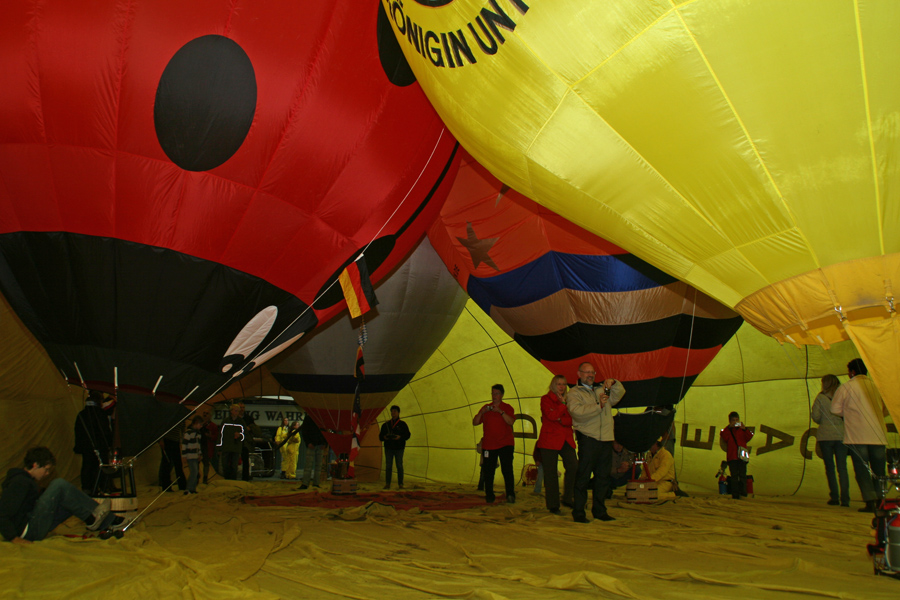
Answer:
[
  {"xmin": 428, "ymin": 152, "xmax": 742, "ymax": 407},
  {"xmin": 0, "ymin": 1, "xmax": 458, "ymax": 403}
]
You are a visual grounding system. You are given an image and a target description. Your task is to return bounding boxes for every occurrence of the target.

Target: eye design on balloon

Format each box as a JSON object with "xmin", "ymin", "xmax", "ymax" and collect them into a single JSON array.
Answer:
[{"xmin": 154, "ymin": 35, "xmax": 257, "ymax": 172}]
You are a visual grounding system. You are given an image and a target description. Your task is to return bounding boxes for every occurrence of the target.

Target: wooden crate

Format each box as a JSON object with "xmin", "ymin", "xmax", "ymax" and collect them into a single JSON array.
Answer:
[
  {"xmin": 625, "ymin": 480, "xmax": 658, "ymax": 503},
  {"xmin": 331, "ymin": 478, "xmax": 357, "ymax": 495}
]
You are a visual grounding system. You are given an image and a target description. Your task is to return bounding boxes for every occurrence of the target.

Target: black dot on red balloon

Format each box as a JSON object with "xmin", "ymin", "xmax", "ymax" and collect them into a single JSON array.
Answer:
[
  {"xmin": 154, "ymin": 35, "xmax": 256, "ymax": 172},
  {"xmin": 376, "ymin": 1, "xmax": 416, "ymax": 87}
]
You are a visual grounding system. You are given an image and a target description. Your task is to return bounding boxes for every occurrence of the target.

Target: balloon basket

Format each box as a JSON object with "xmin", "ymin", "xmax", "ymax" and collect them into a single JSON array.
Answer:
[
  {"xmin": 625, "ymin": 479, "xmax": 658, "ymax": 504},
  {"xmin": 331, "ymin": 478, "xmax": 357, "ymax": 495}
]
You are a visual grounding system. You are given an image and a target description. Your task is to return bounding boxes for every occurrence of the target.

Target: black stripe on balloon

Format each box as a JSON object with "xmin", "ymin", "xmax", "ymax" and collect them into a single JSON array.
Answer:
[
  {"xmin": 271, "ymin": 372, "xmax": 415, "ymax": 395},
  {"xmin": 612, "ymin": 375, "xmax": 699, "ymax": 408},
  {"xmin": 513, "ymin": 314, "xmax": 744, "ymax": 361},
  {"xmin": 0, "ymin": 232, "xmax": 317, "ymax": 401},
  {"xmin": 313, "ymin": 142, "xmax": 459, "ymax": 310}
]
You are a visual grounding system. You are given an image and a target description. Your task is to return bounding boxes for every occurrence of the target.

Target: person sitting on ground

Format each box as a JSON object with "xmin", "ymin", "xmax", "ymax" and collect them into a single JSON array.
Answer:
[
  {"xmin": 645, "ymin": 439, "xmax": 676, "ymax": 500},
  {"xmin": 0, "ymin": 447, "xmax": 126, "ymax": 544},
  {"xmin": 608, "ymin": 440, "xmax": 638, "ymax": 496}
]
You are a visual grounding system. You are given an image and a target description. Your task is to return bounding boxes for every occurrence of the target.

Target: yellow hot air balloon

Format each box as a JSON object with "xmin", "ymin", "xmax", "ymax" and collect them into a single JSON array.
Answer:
[{"xmin": 384, "ymin": 0, "xmax": 900, "ymax": 419}]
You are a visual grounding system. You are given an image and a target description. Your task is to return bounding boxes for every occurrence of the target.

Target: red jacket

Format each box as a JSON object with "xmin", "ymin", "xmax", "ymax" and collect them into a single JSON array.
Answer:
[
  {"xmin": 536, "ymin": 392, "xmax": 576, "ymax": 451},
  {"xmin": 720, "ymin": 425, "xmax": 754, "ymax": 461}
]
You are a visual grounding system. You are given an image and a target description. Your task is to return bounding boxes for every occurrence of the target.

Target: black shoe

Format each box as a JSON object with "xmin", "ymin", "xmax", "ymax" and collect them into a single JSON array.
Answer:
[
  {"xmin": 485, "ymin": 497, "xmax": 495, "ymax": 504},
  {"xmin": 506, "ymin": 494, "xmax": 516, "ymax": 504},
  {"xmin": 827, "ymin": 499, "xmax": 840, "ymax": 506},
  {"xmin": 549, "ymin": 508, "xmax": 561, "ymax": 514},
  {"xmin": 859, "ymin": 501, "xmax": 876, "ymax": 513},
  {"xmin": 595, "ymin": 513, "xmax": 615, "ymax": 522},
  {"xmin": 573, "ymin": 516, "xmax": 589, "ymax": 523},
  {"xmin": 841, "ymin": 501, "xmax": 850, "ymax": 507},
  {"xmin": 298, "ymin": 484, "xmax": 309, "ymax": 490}
]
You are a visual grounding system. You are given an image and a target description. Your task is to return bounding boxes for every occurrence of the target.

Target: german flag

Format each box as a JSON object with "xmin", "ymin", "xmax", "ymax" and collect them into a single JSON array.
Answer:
[{"xmin": 338, "ymin": 256, "xmax": 378, "ymax": 319}]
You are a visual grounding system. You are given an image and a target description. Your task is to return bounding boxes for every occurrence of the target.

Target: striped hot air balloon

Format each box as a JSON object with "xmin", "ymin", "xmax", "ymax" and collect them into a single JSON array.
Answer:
[{"xmin": 428, "ymin": 152, "xmax": 742, "ymax": 408}]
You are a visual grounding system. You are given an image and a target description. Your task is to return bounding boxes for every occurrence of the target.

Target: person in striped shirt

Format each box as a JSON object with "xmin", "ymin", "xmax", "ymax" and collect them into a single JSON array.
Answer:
[{"xmin": 182, "ymin": 416, "xmax": 204, "ymax": 494}]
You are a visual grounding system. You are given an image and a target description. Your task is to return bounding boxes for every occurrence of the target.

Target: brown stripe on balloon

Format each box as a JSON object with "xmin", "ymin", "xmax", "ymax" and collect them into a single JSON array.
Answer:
[{"xmin": 490, "ymin": 283, "xmax": 739, "ymax": 336}]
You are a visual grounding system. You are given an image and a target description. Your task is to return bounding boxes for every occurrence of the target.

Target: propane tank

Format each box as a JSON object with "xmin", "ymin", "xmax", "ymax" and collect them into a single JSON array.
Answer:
[{"xmin": 887, "ymin": 514, "xmax": 900, "ymax": 569}]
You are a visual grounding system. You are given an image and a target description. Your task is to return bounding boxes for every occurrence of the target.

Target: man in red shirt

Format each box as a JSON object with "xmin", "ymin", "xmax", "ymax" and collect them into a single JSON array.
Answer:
[{"xmin": 473, "ymin": 384, "xmax": 516, "ymax": 504}]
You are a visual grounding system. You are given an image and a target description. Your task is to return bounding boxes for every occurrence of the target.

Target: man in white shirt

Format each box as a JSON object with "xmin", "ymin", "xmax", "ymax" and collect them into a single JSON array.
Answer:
[{"xmin": 831, "ymin": 358, "xmax": 888, "ymax": 512}]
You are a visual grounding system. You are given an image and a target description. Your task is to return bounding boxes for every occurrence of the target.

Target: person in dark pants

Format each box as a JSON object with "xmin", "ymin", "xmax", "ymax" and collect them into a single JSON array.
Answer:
[
  {"xmin": 535, "ymin": 374, "xmax": 578, "ymax": 514},
  {"xmin": 472, "ymin": 384, "xmax": 516, "ymax": 504},
  {"xmin": 567, "ymin": 362, "xmax": 625, "ymax": 523},
  {"xmin": 379, "ymin": 405, "xmax": 411, "ymax": 490},
  {"xmin": 159, "ymin": 419, "xmax": 187, "ymax": 492},
  {"xmin": 720, "ymin": 411, "xmax": 753, "ymax": 499},
  {"xmin": 218, "ymin": 403, "xmax": 245, "ymax": 480},
  {"xmin": 73, "ymin": 390, "xmax": 113, "ymax": 494}
]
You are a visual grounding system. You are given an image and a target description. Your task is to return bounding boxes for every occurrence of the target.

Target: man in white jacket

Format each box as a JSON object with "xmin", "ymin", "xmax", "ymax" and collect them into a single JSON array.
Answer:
[
  {"xmin": 567, "ymin": 362, "xmax": 625, "ymax": 523},
  {"xmin": 831, "ymin": 358, "xmax": 888, "ymax": 512}
]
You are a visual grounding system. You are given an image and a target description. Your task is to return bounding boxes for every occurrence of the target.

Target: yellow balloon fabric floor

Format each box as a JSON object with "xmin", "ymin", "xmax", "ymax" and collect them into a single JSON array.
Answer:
[{"xmin": 3, "ymin": 480, "xmax": 898, "ymax": 599}]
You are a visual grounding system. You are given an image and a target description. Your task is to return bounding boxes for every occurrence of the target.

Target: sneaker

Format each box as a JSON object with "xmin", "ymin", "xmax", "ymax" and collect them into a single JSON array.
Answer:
[
  {"xmin": 108, "ymin": 516, "xmax": 134, "ymax": 532},
  {"xmin": 87, "ymin": 499, "xmax": 111, "ymax": 531}
]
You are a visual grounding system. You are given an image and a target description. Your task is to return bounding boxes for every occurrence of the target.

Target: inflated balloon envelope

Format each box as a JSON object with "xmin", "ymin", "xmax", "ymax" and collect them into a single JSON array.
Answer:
[
  {"xmin": 428, "ymin": 150, "xmax": 743, "ymax": 408},
  {"xmin": 386, "ymin": 0, "xmax": 900, "ymax": 420},
  {"xmin": 0, "ymin": 1, "xmax": 458, "ymax": 402}
]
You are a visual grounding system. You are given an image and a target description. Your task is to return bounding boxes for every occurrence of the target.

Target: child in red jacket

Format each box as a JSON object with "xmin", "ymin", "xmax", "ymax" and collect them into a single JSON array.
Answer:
[{"xmin": 720, "ymin": 412, "xmax": 754, "ymax": 499}]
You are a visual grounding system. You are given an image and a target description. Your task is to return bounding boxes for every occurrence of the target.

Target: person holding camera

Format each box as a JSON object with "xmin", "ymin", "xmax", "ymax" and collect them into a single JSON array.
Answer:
[
  {"xmin": 720, "ymin": 411, "xmax": 754, "ymax": 499},
  {"xmin": 473, "ymin": 384, "xmax": 516, "ymax": 504},
  {"xmin": 567, "ymin": 362, "xmax": 625, "ymax": 523}
]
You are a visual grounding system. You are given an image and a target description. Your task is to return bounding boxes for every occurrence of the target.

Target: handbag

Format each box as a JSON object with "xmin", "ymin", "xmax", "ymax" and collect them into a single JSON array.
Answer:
[{"xmin": 731, "ymin": 429, "xmax": 750, "ymax": 463}]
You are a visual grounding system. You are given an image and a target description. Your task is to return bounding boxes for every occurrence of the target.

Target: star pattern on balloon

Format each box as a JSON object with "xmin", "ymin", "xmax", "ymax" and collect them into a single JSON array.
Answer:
[{"xmin": 457, "ymin": 222, "xmax": 499, "ymax": 270}]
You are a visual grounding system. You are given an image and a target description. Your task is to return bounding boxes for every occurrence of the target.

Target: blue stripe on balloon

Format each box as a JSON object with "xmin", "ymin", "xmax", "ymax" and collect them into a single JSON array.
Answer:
[{"xmin": 467, "ymin": 252, "xmax": 676, "ymax": 311}]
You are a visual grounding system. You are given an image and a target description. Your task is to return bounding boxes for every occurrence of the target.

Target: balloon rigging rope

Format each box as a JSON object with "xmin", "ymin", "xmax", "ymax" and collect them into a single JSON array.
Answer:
[
  {"xmin": 671, "ymin": 288, "xmax": 698, "ymax": 486},
  {"xmin": 128, "ymin": 130, "xmax": 450, "ymax": 466}
]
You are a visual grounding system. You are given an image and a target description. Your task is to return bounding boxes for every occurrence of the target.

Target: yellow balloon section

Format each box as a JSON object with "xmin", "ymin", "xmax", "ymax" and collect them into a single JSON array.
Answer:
[
  {"xmin": 384, "ymin": 0, "xmax": 900, "ymax": 420},
  {"xmin": 376, "ymin": 298, "xmax": 896, "ymax": 496}
]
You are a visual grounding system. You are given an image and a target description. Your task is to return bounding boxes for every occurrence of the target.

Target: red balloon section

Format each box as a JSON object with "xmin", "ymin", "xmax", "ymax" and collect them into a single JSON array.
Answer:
[{"xmin": 0, "ymin": 2, "xmax": 458, "ymax": 401}]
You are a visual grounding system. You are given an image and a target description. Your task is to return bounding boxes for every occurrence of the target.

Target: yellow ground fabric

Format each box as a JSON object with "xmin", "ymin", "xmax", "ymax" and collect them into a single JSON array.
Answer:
[{"xmin": 3, "ymin": 479, "xmax": 898, "ymax": 599}]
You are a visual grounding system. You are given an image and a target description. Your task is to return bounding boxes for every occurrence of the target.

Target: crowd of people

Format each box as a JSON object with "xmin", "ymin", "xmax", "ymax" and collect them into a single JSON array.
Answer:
[{"xmin": 1, "ymin": 357, "xmax": 893, "ymax": 543}]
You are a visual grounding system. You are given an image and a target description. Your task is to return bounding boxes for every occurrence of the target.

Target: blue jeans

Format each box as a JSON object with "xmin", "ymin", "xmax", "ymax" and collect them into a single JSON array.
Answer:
[
  {"xmin": 24, "ymin": 478, "xmax": 98, "ymax": 541},
  {"xmin": 302, "ymin": 445, "xmax": 325, "ymax": 486},
  {"xmin": 846, "ymin": 444, "xmax": 886, "ymax": 501},
  {"xmin": 818, "ymin": 440, "xmax": 850, "ymax": 503},
  {"xmin": 187, "ymin": 458, "xmax": 199, "ymax": 492},
  {"xmin": 384, "ymin": 447, "xmax": 405, "ymax": 486}
]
